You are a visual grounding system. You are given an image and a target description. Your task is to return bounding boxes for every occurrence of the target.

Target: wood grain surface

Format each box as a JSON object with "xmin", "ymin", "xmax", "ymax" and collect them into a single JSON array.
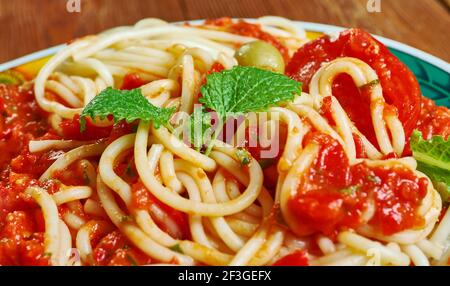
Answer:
[{"xmin": 0, "ymin": 0, "xmax": 449, "ymax": 63}]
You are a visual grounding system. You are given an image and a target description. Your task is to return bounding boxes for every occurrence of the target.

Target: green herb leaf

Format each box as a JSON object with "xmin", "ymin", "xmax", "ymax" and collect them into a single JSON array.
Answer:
[
  {"xmin": 360, "ymin": 79, "xmax": 380, "ymax": 90},
  {"xmin": 169, "ymin": 244, "xmax": 184, "ymax": 254},
  {"xmin": 0, "ymin": 70, "xmax": 25, "ymax": 85},
  {"xmin": 410, "ymin": 131, "xmax": 450, "ymax": 202},
  {"xmin": 43, "ymin": 252, "xmax": 52, "ymax": 258},
  {"xmin": 80, "ymin": 87, "xmax": 176, "ymax": 132},
  {"xmin": 236, "ymin": 148, "xmax": 252, "ymax": 166},
  {"xmin": 120, "ymin": 215, "xmax": 132, "ymax": 223},
  {"xmin": 199, "ymin": 66, "xmax": 301, "ymax": 120},
  {"xmin": 125, "ymin": 254, "xmax": 138, "ymax": 266},
  {"xmin": 367, "ymin": 175, "xmax": 381, "ymax": 184},
  {"xmin": 198, "ymin": 66, "xmax": 301, "ymax": 154},
  {"xmin": 339, "ymin": 185, "xmax": 360, "ymax": 195}
]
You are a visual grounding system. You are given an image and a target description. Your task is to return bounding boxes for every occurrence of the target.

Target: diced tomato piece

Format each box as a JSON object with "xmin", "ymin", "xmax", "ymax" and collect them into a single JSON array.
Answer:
[
  {"xmin": 286, "ymin": 29, "xmax": 422, "ymax": 142},
  {"xmin": 131, "ymin": 182, "xmax": 190, "ymax": 240},
  {"xmin": 59, "ymin": 114, "xmax": 113, "ymax": 141},
  {"xmin": 273, "ymin": 250, "xmax": 309, "ymax": 266},
  {"xmin": 120, "ymin": 73, "xmax": 148, "ymax": 90},
  {"xmin": 289, "ymin": 133, "xmax": 428, "ymax": 237},
  {"xmin": 92, "ymin": 231, "xmax": 152, "ymax": 266},
  {"xmin": 0, "ymin": 211, "xmax": 49, "ymax": 266},
  {"xmin": 0, "ymin": 85, "xmax": 49, "ymax": 171},
  {"xmin": 416, "ymin": 97, "xmax": 450, "ymax": 140}
]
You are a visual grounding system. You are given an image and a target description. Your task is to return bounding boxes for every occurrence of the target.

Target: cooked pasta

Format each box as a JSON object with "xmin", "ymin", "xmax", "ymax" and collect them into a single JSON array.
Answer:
[{"xmin": 0, "ymin": 16, "xmax": 449, "ymax": 267}]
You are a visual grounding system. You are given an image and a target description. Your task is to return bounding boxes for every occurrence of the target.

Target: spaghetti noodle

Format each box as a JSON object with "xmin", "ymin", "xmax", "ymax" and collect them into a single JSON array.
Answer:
[{"xmin": 0, "ymin": 17, "xmax": 449, "ymax": 266}]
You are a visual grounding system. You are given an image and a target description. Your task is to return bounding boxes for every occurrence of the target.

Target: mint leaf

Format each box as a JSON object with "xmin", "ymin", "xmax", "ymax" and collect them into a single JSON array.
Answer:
[
  {"xmin": 198, "ymin": 66, "xmax": 301, "ymax": 154},
  {"xmin": 80, "ymin": 87, "xmax": 175, "ymax": 131},
  {"xmin": 199, "ymin": 66, "xmax": 301, "ymax": 120},
  {"xmin": 410, "ymin": 131, "xmax": 450, "ymax": 202}
]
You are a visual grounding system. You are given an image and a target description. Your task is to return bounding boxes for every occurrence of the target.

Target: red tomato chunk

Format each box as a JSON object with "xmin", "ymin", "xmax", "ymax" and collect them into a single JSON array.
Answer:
[
  {"xmin": 286, "ymin": 29, "xmax": 422, "ymax": 145},
  {"xmin": 288, "ymin": 134, "xmax": 428, "ymax": 238}
]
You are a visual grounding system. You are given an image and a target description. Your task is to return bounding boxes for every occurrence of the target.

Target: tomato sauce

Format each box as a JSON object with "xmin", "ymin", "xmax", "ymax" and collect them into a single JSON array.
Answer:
[
  {"xmin": 0, "ymin": 82, "xmax": 140, "ymax": 265},
  {"xmin": 286, "ymin": 29, "xmax": 422, "ymax": 142},
  {"xmin": 334, "ymin": 75, "xmax": 378, "ymax": 146},
  {"xmin": 0, "ymin": 84, "xmax": 61, "ymax": 265},
  {"xmin": 415, "ymin": 97, "xmax": 450, "ymax": 140},
  {"xmin": 120, "ymin": 73, "xmax": 148, "ymax": 90},
  {"xmin": 53, "ymin": 161, "xmax": 92, "ymax": 187},
  {"xmin": 59, "ymin": 114, "xmax": 113, "ymax": 141},
  {"xmin": 0, "ymin": 211, "xmax": 49, "ymax": 266},
  {"xmin": 0, "ymin": 85, "xmax": 49, "ymax": 172},
  {"xmin": 92, "ymin": 230, "xmax": 152, "ymax": 266},
  {"xmin": 242, "ymin": 123, "xmax": 289, "ymax": 190},
  {"xmin": 320, "ymin": 96, "xmax": 369, "ymax": 159},
  {"xmin": 273, "ymin": 250, "xmax": 309, "ymax": 266},
  {"xmin": 0, "ymin": 174, "xmax": 60, "ymax": 266},
  {"xmin": 401, "ymin": 97, "xmax": 450, "ymax": 155},
  {"xmin": 288, "ymin": 133, "xmax": 428, "ymax": 238},
  {"xmin": 131, "ymin": 182, "xmax": 190, "ymax": 240}
]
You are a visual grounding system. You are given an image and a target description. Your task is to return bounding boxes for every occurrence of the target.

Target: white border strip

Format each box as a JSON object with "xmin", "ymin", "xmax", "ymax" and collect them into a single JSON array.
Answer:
[
  {"xmin": 0, "ymin": 20, "xmax": 449, "ymax": 74},
  {"xmin": 0, "ymin": 44, "xmax": 65, "ymax": 72}
]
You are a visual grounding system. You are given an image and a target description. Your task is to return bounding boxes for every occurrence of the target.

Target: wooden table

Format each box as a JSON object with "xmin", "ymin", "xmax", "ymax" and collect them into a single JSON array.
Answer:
[{"xmin": 1, "ymin": 0, "xmax": 449, "ymax": 63}]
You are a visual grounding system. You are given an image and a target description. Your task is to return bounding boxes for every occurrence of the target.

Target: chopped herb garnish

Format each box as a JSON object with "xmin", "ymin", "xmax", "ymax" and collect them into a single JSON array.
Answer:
[
  {"xmin": 83, "ymin": 171, "xmax": 90, "ymax": 185},
  {"xmin": 360, "ymin": 79, "xmax": 380, "ymax": 90},
  {"xmin": 125, "ymin": 163, "xmax": 135, "ymax": 177},
  {"xmin": 169, "ymin": 244, "xmax": 183, "ymax": 254},
  {"xmin": 367, "ymin": 175, "xmax": 381, "ymax": 184},
  {"xmin": 120, "ymin": 215, "xmax": 132, "ymax": 223},
  {"xmin": 43, "ymin": 252, "xmax": 52, "ymax": 258},
  {"xmin": 0, "ymin": 70, "xmax": 25, "ymax": 85},
  {"xmin": 125, "ymin": 254, "xmax": 138, "ymax": 266},
  {"xmin": 236, "ymin": 148, "xmax": 252, "ymax": 166},
  {"xmin": 339, "ymin": 185, "xmax": 360, "ymax": 195}
]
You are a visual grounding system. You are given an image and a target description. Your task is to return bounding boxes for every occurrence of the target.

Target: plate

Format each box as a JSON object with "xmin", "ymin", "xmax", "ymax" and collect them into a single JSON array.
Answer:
[{"xmin": 1, "ymin": 20, "xmax": 449, "ymax": 107}]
